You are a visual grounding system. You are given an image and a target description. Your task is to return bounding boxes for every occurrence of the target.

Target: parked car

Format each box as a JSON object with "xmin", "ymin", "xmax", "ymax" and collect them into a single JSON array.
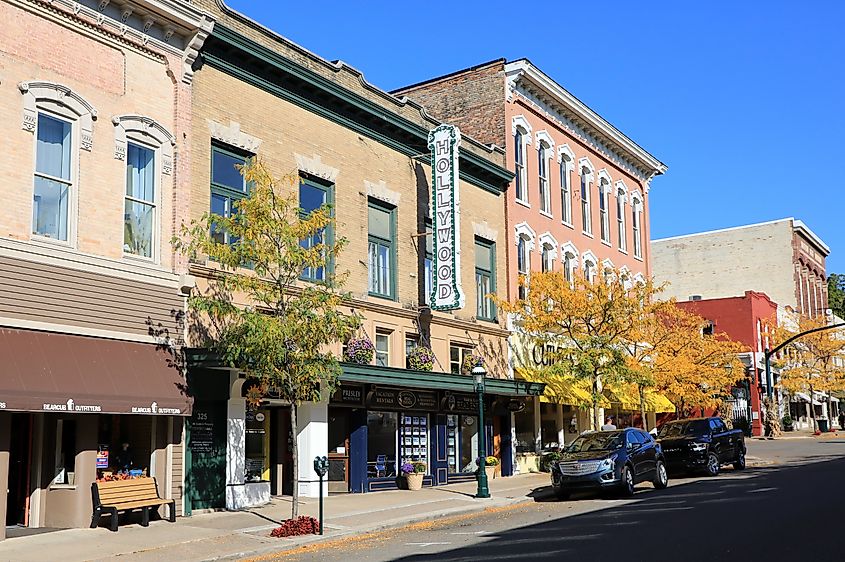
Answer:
[
  {"xmin": 657, "ymin": 417, "xmax": 746, "ymax": 476},
  {"xmin": 549, "ymin": 428, "xmax": 668, "ymax": 500}
]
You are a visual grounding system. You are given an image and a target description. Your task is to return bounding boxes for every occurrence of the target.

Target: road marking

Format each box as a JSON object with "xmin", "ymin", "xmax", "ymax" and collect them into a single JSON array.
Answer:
[
  {"xmin": 432, "ymin": 548, "xmax": 572, "ymax": 561},
  {"xmin": 748, "ymin": 487, "xmax": 778, "ymax": 493},
  {"xmin": 450, "ymin": 531, "xmax": 490, "ymax": 535},
  {"xmin": 405, "ymin": 542, "xmax": 452, "ymax": 547}
]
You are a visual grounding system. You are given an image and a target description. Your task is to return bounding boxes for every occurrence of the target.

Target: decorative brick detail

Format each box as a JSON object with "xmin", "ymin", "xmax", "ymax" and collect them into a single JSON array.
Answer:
[
  {"xmin": 208, "ymin": 120, "xmax": 262, "ymax": 153},
  {"xmin": 365, "ymin": 180, "xmax": 401, "ymax": 206},
  {"xmin": 295, "ymin": 153, "xmax": 339, "ymax": 183}
]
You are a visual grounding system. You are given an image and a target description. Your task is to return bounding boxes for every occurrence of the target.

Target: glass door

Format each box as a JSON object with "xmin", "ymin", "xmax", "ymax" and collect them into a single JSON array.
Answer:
[{"xmin": 328, "ymin": 408, "xmax": 350, "ymax": 492}]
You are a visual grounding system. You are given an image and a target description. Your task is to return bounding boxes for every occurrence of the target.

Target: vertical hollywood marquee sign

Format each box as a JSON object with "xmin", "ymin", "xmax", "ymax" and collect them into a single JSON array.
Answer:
[{"xmin": 428, "ymin": 124, "xmax": 465, "ymax": 311}]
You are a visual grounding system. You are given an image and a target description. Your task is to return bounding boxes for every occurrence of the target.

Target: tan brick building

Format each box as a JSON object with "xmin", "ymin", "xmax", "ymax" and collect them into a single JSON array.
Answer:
[
  {"xmin": 182, "ymin": 1, "xmax": 542, "ymax": 508},
  {"xmin": 0, "ymin": 0, "xmax": 212, "ymax": 536}
]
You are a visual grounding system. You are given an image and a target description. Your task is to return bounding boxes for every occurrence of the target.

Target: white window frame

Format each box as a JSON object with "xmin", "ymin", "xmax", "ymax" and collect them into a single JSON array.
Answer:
[
  {"xmin": 615, "ymin": 181, "xmax": 628, "ymax": 252},
  {"xmin": 21, "ymin": 81, "xmax": 97, "ymax": 247},
  {"xmin": 538, "ymin": 232, "xmax": 558, "ymax": 273},
  {"xmin": 578, "ymin": 157, "xmax": 595, "ymax": 236},
  {"xmin": 514, "ymin": 221, "xmax": 536, "ymax": 299},
  {"xmin": 375, "ymin": 329, "xmax": 391, "ymax": 367},
  {"xmin": 114, "ymin": 115, "xmax": 174, "ymax": 263},
  {"xmin": 558, "ymin": 145, "xmax": 575, "ymax": 227},
  {"xmin": 582, "ymin": 250, "xmax": 598, "ymax": 283},
  {"xmin": 561, "ymin": 241, "xmax": 579, "ymax": 284},
  {"xmin": 631, "ymin": 191, "xmax": 643, "ymax": 260},
  {"xmin": 512, "ymin": 116, "xmax": 532, "ymax": 206},
  {"xmin": 597, "ymin": 169, "xmax": 612, "ymax": 245},
  {"xmin": 537, "ymin": 141, "xmax": 552, "ymax": 216}
]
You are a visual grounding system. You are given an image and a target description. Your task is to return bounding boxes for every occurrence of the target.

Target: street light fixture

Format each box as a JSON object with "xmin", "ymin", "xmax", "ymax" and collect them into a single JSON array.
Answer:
[{"xmin": 472, "ymin": 364, "xmax": 491, "ymax": 499}]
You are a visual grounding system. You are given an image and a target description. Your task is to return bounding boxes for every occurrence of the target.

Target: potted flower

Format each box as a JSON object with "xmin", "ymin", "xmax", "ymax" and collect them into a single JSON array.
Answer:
[
  {"xmin": 461, "ymin": 353, "xmax": 483, "ymax": 375},
  {"xmin": 407, "ymin": 345, "xmax": 434, "ymax": 371},
  {"xmin": 477, "ymin": 455, "xmax": 499, "ymax": 480},
  {"xmin": 782, "ymin": 415, "xmax": 794, "ymax": 432},
  {"xmin": 344, "ymin": 336, "xmax": 374, "ymax": 365},
  {"xmin": 401, "ymin": 461, "xmax": 426, "ymax": 490}
]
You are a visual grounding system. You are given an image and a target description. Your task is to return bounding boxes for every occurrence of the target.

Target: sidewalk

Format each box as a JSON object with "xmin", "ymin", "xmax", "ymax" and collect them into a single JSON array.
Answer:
[{"xmin": 0, "ymin": 473, "xmax": 552, "ymax": 562}]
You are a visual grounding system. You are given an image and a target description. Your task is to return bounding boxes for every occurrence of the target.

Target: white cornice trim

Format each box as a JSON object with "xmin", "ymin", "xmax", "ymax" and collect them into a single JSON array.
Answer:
[
  {"xmin": 473, "ymin": 221, "xmax": 498, "ymax": 242},
  {"xmin": 511, "ymin": 115, "xmax": 532, "ymax": 139},
  {"xmin": 597, "ymin": 168, "xmax": 613, "ymax": 188},
  {"xmin": 538, "ymin": 231, "xmax": 559, "ymax": 258},
  {"xmin": 365, "ymin": 180, "xmax": 401, "ymax": 206},
  {"xmin": 514, "ymin": 222, "xmax": 536, "ymax": 248},
  {"xmin": 209, "ymin": 120, "xmax": 262, "ymax": 153},
  {"xmin": 793, "ymin": 219, "xmax": 831, "ymax": 256},
  {"xmin": 0, "ymin": 316, "xmax": 162, "ymax": 344},
  {"xmin": 582, "ymin": 249, "xmax": 598, "ymax": 266},
  {"xmin": 558, "ymin": 143, "xmax": 575, "ymax": 164},
  {"xmin": 615, "ymin": 179, "xmax": 629, "ymax": 200},
  {"xmin": 561, "ymin": 241, "xmax": 579, "ymax": 258},
  {"xmin": 504, "ymin": 60, "xmax": 667, "ymax": 178},
  {"xmin": 578, "ymin": 156, "xmax": 595, "ymax": 175},
  {"xmin": 535, "ymin": 130, "xmax": 554, "ymax": 150},
  {"xmin": 296, "ymin": 153, "xmax": 338, "ymax": 183}
]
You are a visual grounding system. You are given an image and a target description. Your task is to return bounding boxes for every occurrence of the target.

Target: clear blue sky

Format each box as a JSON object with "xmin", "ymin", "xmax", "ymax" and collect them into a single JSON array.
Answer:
[{"xmin": 227, "ymin": 0, "xmax": 845, "ymax": 271}]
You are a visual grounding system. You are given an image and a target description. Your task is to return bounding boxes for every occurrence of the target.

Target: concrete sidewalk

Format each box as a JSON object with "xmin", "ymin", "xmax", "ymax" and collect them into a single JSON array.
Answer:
[{"xmin": 0, "ymin": 473, "xmax": 552, "ymax": 562}]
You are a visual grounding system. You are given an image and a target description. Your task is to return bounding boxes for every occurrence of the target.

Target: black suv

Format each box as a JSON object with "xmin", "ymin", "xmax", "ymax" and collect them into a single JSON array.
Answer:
[
  {"xmin": 657, "ymin": 417, "xmax": 746, "ymax": 476},
  {"xmin": 550, "ymin": 428, "xmax": 669, "ymax": 500}
]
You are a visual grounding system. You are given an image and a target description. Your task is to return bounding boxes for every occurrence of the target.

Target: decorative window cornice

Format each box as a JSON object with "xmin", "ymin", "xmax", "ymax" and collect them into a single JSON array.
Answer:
[
  {"xmin": 561, "ymin": 241, "xmax": 579, "ymax": 258},
  {"xmin": 601, "ymin": 258, "xmax": 615, "ymax": 271},
  {"xmin": 511, "ymin": 115, "xmax": 532, "ymax": 140},
  {"xmin": 209, "ymin": 120, "xmax": 262, "ymax": 153},
  {"xmin": 582, "ymin": 249, "xmax": 598, "ymax": 266},
  {"xmin": 19, "ymin": 81, "xmax": 97, "ymax": 150},
  {"xmin": 615, "ymin": 179, "xmax": 629, "ymax": 201},
  {"xmin": 113, "ymin": 115, "xmax": 175, "ymax": 174},
  {"xmin": 558, "ymin": 143, "xmax": 575, "ymax": 165},
  {"xmin": 578, "ymin": 156, "xmax": 595, "ymax": 175},
  {"xmin": 514, "ymin": 222, "xmax": 536, "ymax": 249},
  {"xmin": 365, "ymin": 180, "xmax": 401, "ymax": 206},
  {"xmin": 295, "ymin": 153, "xmax": 339, "ymax": 183},
  {"xmin": 473, "ymin": 221, "xmax": 497, "ymax": 242},
  {"xmin": 538, "ymin": 232, "xmax": 559, "ymax": 260},
  {"xmin": 597, "ymin": 168, "xmax": 613, "ymax": 188},
  {"xmin": 535, "ymin": 130, "xmax": 554, "ymax": 150}
]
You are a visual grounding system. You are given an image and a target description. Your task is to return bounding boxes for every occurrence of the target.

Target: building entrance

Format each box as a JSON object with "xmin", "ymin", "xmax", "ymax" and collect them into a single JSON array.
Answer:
[{"xmin": 6, "ymin": 413, "xmax": 32, "ymax": 527}]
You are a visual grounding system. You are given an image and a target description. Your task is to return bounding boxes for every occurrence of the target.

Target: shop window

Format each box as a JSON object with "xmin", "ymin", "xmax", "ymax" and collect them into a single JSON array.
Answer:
[
  {"xmin": 123, "ymin": 142, "xmax": 156, "ymax": 259},
  {"xmin": 368, "ymin": 200, "xmax": 396, "ymax": 299},
  {"xmin": 449, "ymin": 344, "xmax": 474, "ymax": 374},
  {"xmin": 367, "ymin": 411, "xmax": 398, "ymax": 478},
  {"xmin": 514, "ymin": 398, "xmax": 536, "ymax": 453},
  {"xmin": 475, "ymin": 237, "xmax": 496, "ymax": 321},
  {"xmin": 210, "ymin": 143, "xmax": 251, "ymax": 245},
  {"xmin": 33, "ymin": 113, "xmax": 72, "ymax": 241},
  {"xmin": 53, "ymin": 419, "xmax": 76, "ymax": 485},
  {"xmin": 375, "ymin": 330, "xmax": 391, "ymax": 367},
  {"xmin": 299, "ymin": 176, "xmax": 333, "ymax": 282},
  {"xmin": 399, "ymin": 414, "xmax": 428, "ymax": 468},
  {"xmin": 245, "ymin": 409, "xmax": 269, "ymax": 482},
  {"xmin": 446, "ymin": 414, "xmax": 479, "ymax": 473}
]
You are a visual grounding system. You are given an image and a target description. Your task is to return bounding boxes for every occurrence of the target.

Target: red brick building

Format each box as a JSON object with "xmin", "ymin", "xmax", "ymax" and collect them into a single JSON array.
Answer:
[{"xmin": 676, "ymin": 291, "xmax": 778, "ymax": 436}]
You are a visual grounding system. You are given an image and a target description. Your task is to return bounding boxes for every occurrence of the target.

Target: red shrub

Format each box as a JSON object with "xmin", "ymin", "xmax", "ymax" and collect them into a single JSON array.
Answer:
[{"xmin": 270, "ymin": 516, "xmax": 319, "ymax": 537}]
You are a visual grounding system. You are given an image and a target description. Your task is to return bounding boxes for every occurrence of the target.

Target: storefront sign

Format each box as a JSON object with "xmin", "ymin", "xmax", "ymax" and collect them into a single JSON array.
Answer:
[
  {"xmin": 366, "ymin": 387, "xmax": 438, "ymax": 411},
  {"xmin": 331, "ymin": 384, "xmax": 365, "ymax": 407},
  {"xmin": 428, "ymin": 124, "xmax": 464, "ymax": 311},
  {"xmin": 190, "ymin": 410, "xmax": 214, "ymax": 453},
  {"xmin": 96, "ymin": 447, "xmax": 109, "ymax": 469},
  {"xmin": 441, "ymin": 392, "xmax": 480, "ymax": 414},
  {"xmin": 42, "ymin": 398, "xmax": 102, "ymax": 413},
  {"xmin": 131, "ymin": 401, "xmax": 182, "ymax": 415},
  {"xmin": 506, "ymin": 399, "xmax": 526, "ymax": 412}
]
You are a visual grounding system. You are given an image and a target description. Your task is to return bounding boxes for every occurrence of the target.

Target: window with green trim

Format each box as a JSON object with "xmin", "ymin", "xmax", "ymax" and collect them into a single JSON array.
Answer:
[
  {"xmin": 368, "ymin": 200, "xmax": 395, "ymax": 299},
  {"xmin": 475, "ymin": 237, "xmax": 496, "ymax": 321},
  {"xmin": 299, "ymin": 176, "xmax": 333, "ymax": 282},
  {"xmin": 210, "ymin": 143, "xmax": 250, "ymax": 245},
  {"xmin": 423, "ymin": 218, "xmax": 433, "ymax": 306}
]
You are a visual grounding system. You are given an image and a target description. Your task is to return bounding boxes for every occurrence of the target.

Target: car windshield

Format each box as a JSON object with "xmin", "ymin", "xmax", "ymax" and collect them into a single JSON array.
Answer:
[
  {"xmin": 658, "ymin": 420, "xmax": 710, "ymax": 438},
  {"xmin": 565, "ymin": 432, "xmax": 624, "ymax": 453}
]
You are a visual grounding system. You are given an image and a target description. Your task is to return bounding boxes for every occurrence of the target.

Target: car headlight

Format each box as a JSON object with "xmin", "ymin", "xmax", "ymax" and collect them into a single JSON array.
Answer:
[
  {"xmin": 689, "ymin": 442, "xmax": 708, "ymax": 452},
  {"xmin": 598, "ymin": 454, "xmax": 617, "ymax": 471}
]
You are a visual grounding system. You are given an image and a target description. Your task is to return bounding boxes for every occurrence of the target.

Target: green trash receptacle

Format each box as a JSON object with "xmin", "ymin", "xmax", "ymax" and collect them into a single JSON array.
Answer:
[{"xmin": 818, "ymin": 419, "xmax": 829, "ymax": 432}]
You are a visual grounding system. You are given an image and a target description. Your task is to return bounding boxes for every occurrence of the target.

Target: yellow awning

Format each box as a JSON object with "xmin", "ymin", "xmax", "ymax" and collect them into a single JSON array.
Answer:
[
  {"xmin": 517, "ymin": 368, "xmax": 608, "ymax": 408},
  {"xmin": 644, "ymin": 392, "xmax": 676, "ymax": 414},
  {"xmin": 602, "ymin": 383, "xmax": 675, "ymax": 413}
]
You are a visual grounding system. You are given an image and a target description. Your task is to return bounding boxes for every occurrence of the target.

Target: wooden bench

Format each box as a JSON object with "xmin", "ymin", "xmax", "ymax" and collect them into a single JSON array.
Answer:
[{"xmin": 90, "ymin": 477, "xmax": 175, "ymax": 532}]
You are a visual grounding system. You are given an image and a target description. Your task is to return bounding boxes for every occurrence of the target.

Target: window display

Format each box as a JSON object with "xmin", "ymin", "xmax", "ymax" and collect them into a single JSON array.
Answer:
[
  {"xmin": 367, "ymin": 411, "xmax": 397, "ymax": 478},
  {"xmin": 446, "ymin": 414, "xmax": 479, "ymax": 473},
  {"xmin": 399, "ymin": 414, "xmax": 428, "ymax": 469}
]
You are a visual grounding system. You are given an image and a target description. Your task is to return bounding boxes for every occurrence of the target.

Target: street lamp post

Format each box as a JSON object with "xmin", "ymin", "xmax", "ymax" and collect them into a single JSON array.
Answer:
[
  {"xmin": 472, "ymin": 365, "xmax": 491, "ymax": 499},
  {"xmin": 764, "ymin": 319, "xmax": 845, "ymax": 399}
]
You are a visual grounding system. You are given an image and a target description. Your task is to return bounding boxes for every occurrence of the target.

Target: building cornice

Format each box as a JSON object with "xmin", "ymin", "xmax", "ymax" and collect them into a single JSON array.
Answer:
[
  {"xmin": 792, "ymin": 219, "xmax": 830, "ymax": 256},
  {"xmin": 505, "ymin": 60, "xmax": 667, "ymax": 182}
]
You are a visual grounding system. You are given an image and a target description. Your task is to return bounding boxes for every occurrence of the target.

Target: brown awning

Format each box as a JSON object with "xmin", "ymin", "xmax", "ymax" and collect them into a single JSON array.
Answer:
[{"xmin": 0, "ymin": 328, "xmax": 192, "ymax": 416}]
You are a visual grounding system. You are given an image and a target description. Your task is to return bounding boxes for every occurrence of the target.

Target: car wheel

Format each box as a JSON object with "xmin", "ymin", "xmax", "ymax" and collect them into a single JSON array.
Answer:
[
  {"xmin": 706, "ymin": 452, "xmax": 720, "ymax": 477},
  {"xmin": 653, "ymin": 460, "xmax": 669, "ymax": 489},
  {"xmin": 619, "ymin": 465, "xmax": 635, "ymax": 497},
  {"xmin": 555, "ymin": 488, "xmax": 570, "ymax": 501},
  {"xmin": 733, "ymin": 450, "xmax": 747, "ymax": 470}
]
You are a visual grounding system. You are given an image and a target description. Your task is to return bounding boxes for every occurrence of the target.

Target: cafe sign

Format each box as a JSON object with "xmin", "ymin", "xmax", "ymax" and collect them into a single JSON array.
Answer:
[{"xmin": 428, "ymin": 124, "xmax": 465, "ymax": 311}]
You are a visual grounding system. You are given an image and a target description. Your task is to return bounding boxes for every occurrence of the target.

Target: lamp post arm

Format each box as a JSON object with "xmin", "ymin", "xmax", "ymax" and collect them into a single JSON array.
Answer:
[{"xmin": 763, "ymin": 321, "xmax": 845, "ymax": 401}]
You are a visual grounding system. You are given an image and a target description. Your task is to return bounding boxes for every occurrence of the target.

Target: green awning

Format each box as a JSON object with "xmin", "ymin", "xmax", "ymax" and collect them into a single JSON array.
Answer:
[{"xmin": 340, "ymin": 363, "xmax": 545, "ymax": 397}]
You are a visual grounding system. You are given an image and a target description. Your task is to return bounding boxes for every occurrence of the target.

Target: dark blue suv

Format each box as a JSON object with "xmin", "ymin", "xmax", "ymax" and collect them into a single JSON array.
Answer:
[{"xmin": 550, "ymin": 427, "xmax": 668, "ymax": 500}]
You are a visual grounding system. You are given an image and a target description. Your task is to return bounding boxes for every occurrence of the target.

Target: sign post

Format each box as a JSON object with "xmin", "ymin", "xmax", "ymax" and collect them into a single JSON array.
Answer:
[{"xmin": 313, "ymin": 456, "xmax": 329, "ymax": 535}]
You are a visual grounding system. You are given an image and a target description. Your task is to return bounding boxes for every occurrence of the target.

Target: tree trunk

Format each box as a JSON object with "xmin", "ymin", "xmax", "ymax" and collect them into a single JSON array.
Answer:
[
  {"xmin": 809, "ymin": 384, "xmax": 817, "ymax": 433},
  {"xmin": 290, "ymin": 404, "xmax": 299, "ymax": 519},
  {"xmin": 639, "ymin": 386, "xmax": 648, "ymax": 431},
  {"xmin": 592, "ymin": 375, "xmax": 601, "ymax": 431}
]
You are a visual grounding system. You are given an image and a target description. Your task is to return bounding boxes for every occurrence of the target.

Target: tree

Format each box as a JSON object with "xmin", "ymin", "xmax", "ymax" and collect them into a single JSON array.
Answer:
[
  {"xmin": 175, "ymin": 161, "xmax": 359, "ymax": 518},
  {"xmin": 828, "ymin": 273, "xmax": 845, "ymax": 320},
  {"xmin": 498, "ymin": 270, "xmax": 652, "ymax": 431},
  {"xmin": 771, "ymin": 315, "xmax": 845, "ymax": 432}
]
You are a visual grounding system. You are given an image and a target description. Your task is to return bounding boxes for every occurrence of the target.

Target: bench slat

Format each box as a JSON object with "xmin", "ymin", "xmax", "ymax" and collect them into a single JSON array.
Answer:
[
  {"xmin": 100, "ymin": 491, "xmax": 161, "ymax": 504},
  {"xmin": 107, "ymin": 499, "xmax": 169, "ymax": 510}
]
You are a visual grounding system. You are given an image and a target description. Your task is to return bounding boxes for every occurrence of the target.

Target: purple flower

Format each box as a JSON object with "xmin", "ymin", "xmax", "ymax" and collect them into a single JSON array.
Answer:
[{"xmin": 400, "ymin": 462, "xmax": 414, "ymax": 475}]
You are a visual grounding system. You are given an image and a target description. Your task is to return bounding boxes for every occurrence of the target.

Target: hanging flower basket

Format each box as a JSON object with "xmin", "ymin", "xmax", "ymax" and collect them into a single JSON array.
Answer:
[
  {"xmin": 407, "ymin": 346, "xmax": 434, "ymax": 371},
  {"xmin": 461, "ymin": 353, "xmax": 483, "ymax": 375},
  {"xmin": 344, "ymin": 336, "xmax": 374, "ymax": 364}
]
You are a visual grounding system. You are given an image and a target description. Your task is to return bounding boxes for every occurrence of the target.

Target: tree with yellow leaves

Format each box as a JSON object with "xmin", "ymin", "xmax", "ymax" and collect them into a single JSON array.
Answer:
[{"xmin": 770, "ymin": 315, "xmax": 845, "ymax": 432}]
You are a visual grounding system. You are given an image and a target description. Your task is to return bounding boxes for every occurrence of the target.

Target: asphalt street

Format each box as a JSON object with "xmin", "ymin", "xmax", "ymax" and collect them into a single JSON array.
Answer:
[{"xmin": 275, "ymin": 438, "xmax": 845, "ymax": 562}]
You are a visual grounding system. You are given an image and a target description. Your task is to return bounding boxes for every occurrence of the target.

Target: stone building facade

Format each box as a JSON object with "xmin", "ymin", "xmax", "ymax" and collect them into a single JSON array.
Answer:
[{"xmin": 0, "ymin": 0, "xmax": 212, "ymax": 537}]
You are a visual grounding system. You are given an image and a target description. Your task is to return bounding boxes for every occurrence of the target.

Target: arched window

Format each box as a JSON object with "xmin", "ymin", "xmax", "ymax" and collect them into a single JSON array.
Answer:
[
  {"xmin": 631, "ymin": 194, "xmax": 643, "ymax": 259},
  {"xmin": 582, "ymin": 250, "xmax": 598, "ymax": 283},
  {"xmin": 541, "ymin": 243, "xmax": 553, "ymax": 272},
  {"xmin": 598, "ymin": 174, "xmax": 611, "ymax": 244},
  {"xmin": 559, "ymin": 145, "xmax": 575, "ymax": 226},
  {"xmin": 20, "ymin": 81, "xmax": 97, "ymax": 243},
  {"xmin": 616, "ymin": 183, "xmax": 627, "ymax": 251},
  {"xmin": 579, "ymin": 158, "xmax": 594, "ymax": 236},
  {"xmin": 512, "ymin": 117, "xmax": 532, "ymax": 204},
  {"xmin": 562, "ymin": 241, "xmax": 578, "ymax": 285},
  {"xmin": 538, "ymin": 141, "xmax": 551, "ymax": 215},
  {"xmin": 515, "ymin": 222, "xmax": 535, "ymax": 300},
  {"xmin": 538, "ymin": 232, "xmax": 558, "ymax": 273}
]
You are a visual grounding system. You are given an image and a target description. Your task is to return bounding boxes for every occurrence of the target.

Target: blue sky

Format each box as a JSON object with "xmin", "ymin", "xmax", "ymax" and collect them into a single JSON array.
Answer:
[{"xmin": 227, "ymin": 0, "xmax": 845, "ymax": 271}]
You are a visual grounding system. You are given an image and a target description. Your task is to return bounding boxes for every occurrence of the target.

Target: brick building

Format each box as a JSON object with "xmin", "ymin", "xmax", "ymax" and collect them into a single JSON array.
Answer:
[
  {"xmin": 676, "ymin": 291, "xmax": 779, "ymax": 436},
  {"xmin": 181, "ymin": 1, "xmax": 542, "ymax": 510},
  {"xmin": 652, "ymin": 218, "xmax": 830, "ymax": 319},
  {"xmin": 0, "ymin": 0, "xmax": 212, "ymax": 537},
  {"xmin": 396, "ymin": 59, "xmax": 667, "ymax": 469}
]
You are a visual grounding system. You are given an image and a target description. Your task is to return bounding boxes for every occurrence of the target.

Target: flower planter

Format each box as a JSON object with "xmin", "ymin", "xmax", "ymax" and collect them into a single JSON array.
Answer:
[
  {"xmin": 485, "ymin": 465, "xmax": 497, "ymax": 481},
  {"xmin": 405, "ymin": 472, "xmax": 424, "ymax": 491}
]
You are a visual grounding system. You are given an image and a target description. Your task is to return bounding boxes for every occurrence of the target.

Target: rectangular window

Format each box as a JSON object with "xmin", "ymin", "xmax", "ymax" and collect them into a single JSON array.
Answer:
[
  {"xmin": 53, "ymin": 419, "xmax": 77, "ymax": 485},
  {"xmin": 632, "ymin": 204, "xmax": 642, "ymax": 258},
  {"xmin": 424, "ymin": 218, "xmax": 433, "ymax": 306},
  {"xmin": 617, "ymin": 193, "xmax": 626, "ymax": 251},
  {"xmin": 210, "ymin": 144, "xmax": 250, "ymax": 245},
  {"xmin": 475, "ymin": 238, "xmax": 496, "ymax": 321},
  {"xmin": 405, "ymin": 334, "xmax": 419, "ymax": 369},
  {"xmin": 375, "ymin": 331, "xmax": 390, "ymax": 367},
  {"xmin": 560, "ymin": 160, "xmax": 572, "ymax": 224},
  {"xmin": 514, "ymin": 131, "xmax": 526, "ymax": 202},
  {"xmin": 517, "ymin": 237, "xmax": 529, "ymax": 301},
  {"xmin": 599, "ymin": 185, "xmax": 609, "ymax": 244},
  {"xmin": 123, "ymin": 143, "xmax": 156, "ymax": 258},
  {"xmin": 581, "ymin": 170, "xmax": 592, "ymax": 235},
  {"xmin": 450, "ymin": 344, "xmax": 473, "ymax": 374},
  {"xmin": 514, "ymin": 398, "xmax": 536, "ymax": 453},
  {"xmin": 538, "ymin": 146, "xmax": 550, "ymax": 214},
  {"xmin": 299, "ymin": 177, "xmax": 331, "ymax": 282},
  {"xmin": 33, "ymin": 113, "xmax": 72, "ymax": 241},
  {"xmin": 368, "ymin": 201, "xmax": 395, "ymax": 298},
  {"xmin": 367, "ymin": 411, "xmax": 397, "ymax": 478}
]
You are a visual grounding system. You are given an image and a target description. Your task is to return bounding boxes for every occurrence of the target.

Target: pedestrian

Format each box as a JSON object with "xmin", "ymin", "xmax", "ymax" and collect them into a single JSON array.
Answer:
[{"xmin": 601, "ymin": 416, "xmax": 617, "ymax": 431}]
